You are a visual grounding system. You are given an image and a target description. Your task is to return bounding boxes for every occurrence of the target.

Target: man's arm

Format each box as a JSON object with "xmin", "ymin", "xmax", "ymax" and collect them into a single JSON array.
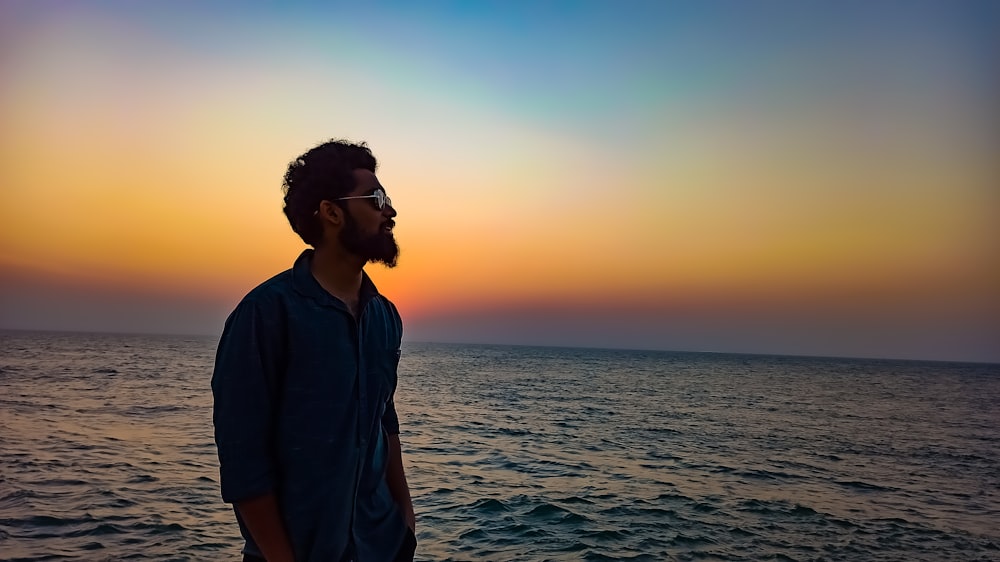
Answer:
[
  {"xmin": 236, "ymin": 493, "xmax": 295, "ymax": 562},
  {"xmin": 386, "ymin": 433, "xmax": 415, "ymax": 531},
  {"xmin": 213, "ymin": 298, "xmax": 292, "ymax": 557}
]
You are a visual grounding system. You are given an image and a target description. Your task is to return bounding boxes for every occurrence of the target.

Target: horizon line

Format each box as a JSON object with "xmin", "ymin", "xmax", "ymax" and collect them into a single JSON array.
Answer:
[{"xmin": 2, "ymin": 326, "xmax": 997, "ymax": 367}]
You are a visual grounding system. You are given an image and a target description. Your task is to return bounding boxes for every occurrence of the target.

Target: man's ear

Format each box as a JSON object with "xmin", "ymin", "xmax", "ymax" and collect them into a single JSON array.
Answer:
[{"xmin": 317, "ymin": 200, "xmax": 344, "ymax": 225}]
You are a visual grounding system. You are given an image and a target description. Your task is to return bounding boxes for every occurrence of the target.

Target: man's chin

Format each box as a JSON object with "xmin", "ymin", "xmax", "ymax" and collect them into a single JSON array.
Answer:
[
  {"xmin": 368, "ymin": 238, "xmax": 399, "ymax": 268},
  {"xmin": 342, "ymin": 231, "xmax": 399, "ymax": 267},
  {"xmin": 373, "ymin": 247, "xmax": 399, "ymax": 268}
]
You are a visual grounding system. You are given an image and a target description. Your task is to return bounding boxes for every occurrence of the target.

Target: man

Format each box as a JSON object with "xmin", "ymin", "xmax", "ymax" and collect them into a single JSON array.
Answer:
[{"xmin": 212, "ymin": 140, "xmax": 416, "ymax": 562}]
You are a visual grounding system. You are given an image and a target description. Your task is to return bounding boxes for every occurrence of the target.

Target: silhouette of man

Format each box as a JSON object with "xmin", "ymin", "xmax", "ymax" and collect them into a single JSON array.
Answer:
[{"xmin": 212, "ymin": 140, "xmax": 416, "ymax": 561}]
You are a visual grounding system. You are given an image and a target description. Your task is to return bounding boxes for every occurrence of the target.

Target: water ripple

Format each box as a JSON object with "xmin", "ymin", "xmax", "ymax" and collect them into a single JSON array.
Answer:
[{"xmin": 1, "ymin": 333, "xmax": 999, "ymax": 560}]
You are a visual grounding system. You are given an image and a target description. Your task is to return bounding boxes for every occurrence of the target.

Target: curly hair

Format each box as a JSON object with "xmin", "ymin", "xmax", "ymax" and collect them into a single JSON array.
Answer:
[{"xmin": 281, "ymin": 139, "xmax": 378, "ymax": 246}]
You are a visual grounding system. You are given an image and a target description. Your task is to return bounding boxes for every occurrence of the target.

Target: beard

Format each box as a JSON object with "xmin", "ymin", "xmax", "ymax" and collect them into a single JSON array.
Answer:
[{"xmin": 339, "ymin": 209, "xmax": 399, "ymax": 268}]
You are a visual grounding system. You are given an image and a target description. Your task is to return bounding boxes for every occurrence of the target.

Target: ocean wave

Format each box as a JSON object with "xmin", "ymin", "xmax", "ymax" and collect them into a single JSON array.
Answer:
[{"xmin": 2, "ymin": 335, "xmax": 999, "ymax": 560}]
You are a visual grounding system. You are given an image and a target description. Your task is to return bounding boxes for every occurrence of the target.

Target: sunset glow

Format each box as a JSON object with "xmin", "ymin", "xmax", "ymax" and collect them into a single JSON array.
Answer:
[{"xmin": 1, "ymin": 1, "xmax": 997, "ymax": 361}]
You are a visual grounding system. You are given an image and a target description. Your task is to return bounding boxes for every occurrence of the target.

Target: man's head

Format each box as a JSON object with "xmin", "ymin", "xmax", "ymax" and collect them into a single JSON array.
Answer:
[{"xmin": 282, "ymin": 140, "xmax": 399, "ymax": 266}]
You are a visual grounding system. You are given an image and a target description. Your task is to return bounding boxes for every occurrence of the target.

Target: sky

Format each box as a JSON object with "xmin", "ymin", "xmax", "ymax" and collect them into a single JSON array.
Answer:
[{"xmin": 1, "ymin": 1, "xmax": 998, "ymax": 362}]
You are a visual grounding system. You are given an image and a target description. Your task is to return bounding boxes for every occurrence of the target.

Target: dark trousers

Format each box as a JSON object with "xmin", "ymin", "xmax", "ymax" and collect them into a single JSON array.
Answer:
[{"xmin": 242, "ymin": 528, "xmax": 417, "ymax": 562}]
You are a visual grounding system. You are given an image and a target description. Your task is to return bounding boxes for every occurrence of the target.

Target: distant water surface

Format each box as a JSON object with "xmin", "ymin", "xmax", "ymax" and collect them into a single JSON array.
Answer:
[{"xmin": 1, "ymin": 330, "xmax": 998, "ymax": 561}]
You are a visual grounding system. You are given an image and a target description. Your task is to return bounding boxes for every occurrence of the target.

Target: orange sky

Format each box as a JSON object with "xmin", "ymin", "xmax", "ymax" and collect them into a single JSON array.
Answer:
[{"xmin": 1, "ymin": 2, "xmax": 997, "ymax": 361}]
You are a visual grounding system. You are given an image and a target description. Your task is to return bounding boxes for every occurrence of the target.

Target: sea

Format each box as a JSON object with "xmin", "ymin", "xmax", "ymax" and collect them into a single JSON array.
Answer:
[{"xmin": 1, "ymin": 330, "xmax": 998, "ymax": 562}]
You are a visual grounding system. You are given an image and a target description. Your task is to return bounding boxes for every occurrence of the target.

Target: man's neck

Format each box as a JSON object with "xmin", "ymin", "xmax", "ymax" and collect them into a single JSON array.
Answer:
[{"xmin": 309, "ymin": 245, "xmax": 365, "ymax": 313}]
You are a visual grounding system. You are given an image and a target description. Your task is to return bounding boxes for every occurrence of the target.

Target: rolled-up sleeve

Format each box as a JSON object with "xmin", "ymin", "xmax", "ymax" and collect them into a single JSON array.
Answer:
[
  {"xmin": 211, "ymin": 297, "xmax": 283, "ymax": 503},
  {"xmin": 382, "ymin": 398, "xmax": 400, "ymax": 436},
  {"xmin": 381, "ymin": 341, "xmax": 401, "ymax": 436}
]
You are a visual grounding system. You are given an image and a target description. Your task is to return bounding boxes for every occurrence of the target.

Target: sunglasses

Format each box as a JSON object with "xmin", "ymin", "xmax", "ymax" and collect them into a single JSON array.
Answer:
[{"xmin": 335, "ymin": 187, "xmax": 392, "ymax": 210}]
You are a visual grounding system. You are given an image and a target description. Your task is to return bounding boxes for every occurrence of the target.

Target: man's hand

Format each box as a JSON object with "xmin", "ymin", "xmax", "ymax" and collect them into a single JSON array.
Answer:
[
  {"xmin": 386, "ymin": 433, "xmax": 416, "ymax": 532},
  {"xmin": 235, "ymin": 493, "xmax": 296, "ymax": 562}
]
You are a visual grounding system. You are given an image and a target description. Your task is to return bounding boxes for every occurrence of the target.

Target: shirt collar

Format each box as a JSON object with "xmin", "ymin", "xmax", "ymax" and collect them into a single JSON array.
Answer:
[{"xmin": 291, "ymin": 249, "xmax": 380, "ymax": 308}]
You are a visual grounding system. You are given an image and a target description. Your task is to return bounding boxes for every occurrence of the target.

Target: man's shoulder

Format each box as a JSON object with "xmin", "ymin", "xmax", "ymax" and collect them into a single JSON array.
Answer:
[
  {"xmin": 371, "ymin": 290, "xmax": 398, "ymax": 307},
  {"xmin": 370, "ymin": 292, "xmax": 400, "ymax": 316},
  {"xmin": 367, "ymin": 293, "xmax": 403, "ymax": 341},
  {"xmin": 238, "ymin": 268, "xmax": 297, "ymax": 308}
]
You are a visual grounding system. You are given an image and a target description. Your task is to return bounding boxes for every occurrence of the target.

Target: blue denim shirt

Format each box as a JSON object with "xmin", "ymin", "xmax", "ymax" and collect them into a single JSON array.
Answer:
[{"xmin": 212, "ymin": 250, "xmax": 407, "ymax": 561}]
